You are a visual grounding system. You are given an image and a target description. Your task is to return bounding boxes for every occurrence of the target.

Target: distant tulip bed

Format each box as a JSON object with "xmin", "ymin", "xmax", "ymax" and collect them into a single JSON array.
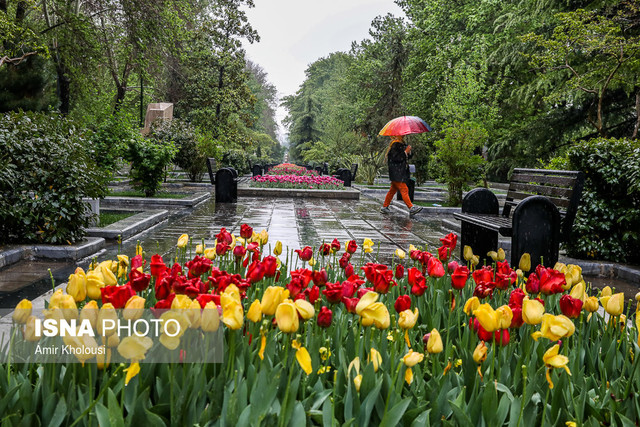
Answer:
[
  {"xmin": 251, "ymin": 163, "xmax": 344, "ymax": 190},
  {"xmin": 4, "ymin": 226, "xmax": 640, "ymax": 425}
]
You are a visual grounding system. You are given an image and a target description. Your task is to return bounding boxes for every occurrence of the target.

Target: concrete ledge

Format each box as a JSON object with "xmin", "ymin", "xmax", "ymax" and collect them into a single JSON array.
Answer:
[
  {"xmin": 29, "ymin": 237, "xmax": 105, "ymax": 260},
  {"xmin": 0, "ymin": 248, "xmax": 26, "ymax": 269},
  {"xmin": 86, "ymin": 209, "xmax": 169, "ymax": 240},
  {"xmin": 238, "ymin": 186, "xmax": 360, "ymax": 199},
  {"xmin": 102, "ymin": 192, "xmax": 210, "ymax": 209}
]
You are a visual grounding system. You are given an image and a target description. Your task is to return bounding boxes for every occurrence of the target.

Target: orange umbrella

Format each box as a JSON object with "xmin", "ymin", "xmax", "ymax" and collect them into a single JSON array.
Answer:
[{"xmin": 379, "ymin": 116, "xmax": 431, "ymax": 136}]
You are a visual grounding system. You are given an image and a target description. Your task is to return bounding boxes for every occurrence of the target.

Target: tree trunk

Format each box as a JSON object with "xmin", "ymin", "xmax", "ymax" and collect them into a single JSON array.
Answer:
[
  {"xmin": 114, "ymin": 85, "xmax": 127, "ymax": 112},
  {"xmin": 215, "ymin": 65, "xmax": 224, "ymax": 118},
  {"xmin": 55, "ymin": 62, "xmax": 71, "ymax": 115},
  {"xmin": 633, "ymin": 90, "xmax": 640, "ymax": 139}
]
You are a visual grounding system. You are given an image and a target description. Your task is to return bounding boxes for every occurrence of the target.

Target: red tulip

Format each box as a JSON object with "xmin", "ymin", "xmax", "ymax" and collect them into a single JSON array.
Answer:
[
  {"xmin": 437, "ymin": 245, "xmax": 451, "ymax": 262},
  {"xmin": 346, "ymin": 240, "xmax": 358, "ymax": 254},
  {"xmin": 196, "ymin": 293, "xmax": 219, "ymax": 308},
  {"xmin": 233, "ymin": 245, "xmax": 247, "ymax": 259},
  {"xmin": 538, "ymin": 267, "xmax": 566, "ymax": 295},
  {"xmin": 330, "ymin": 238, "xmax": 341, "ymax": 252},
  {"xmin": 509, "ymin": 305, "xmax": 523, "ymax": 328},
  {"xmin": 295, "ymin": 246, "xmax": 313, "ymax": 261},
  {"xmin": 306, "ymin": 285, "xmax": 320, "ymax": 304},
  {"xmin": 427, "ymin": 257, "xmax": 445, "ymax": 278},
  {"xmin": 447, "ymin": 261, "xmax": 459, "ymax": 274},
  {"xmin": 439, "ymin": 233, "xmax": 458, "ymax": 251},
  {"xmin": 395, "ymin": 264, "xmax": 404, "ymax": 280},
  {"xmin": 101, "ymin": 284, "xmax": 135, "ymax": 309},
  {"xmin": 339, "ymin": 252, "xmax": 351, "ymax": 269},
  {"xmin": 472, "ymin": 266, "xmax": 493, "ymax": 285},
  {"xmin": 525, "ymin": 273, "xmax": 540, "ymax": 294},
  {"xmin": 494, "ymin": 329, "xmax": 510, "ymax": 346},
  {"xmin": 559, "ymin": 295, "xmax": 583, "ymax": 319},
  {"xmin": 342, "ymin": 296, "xmax": 359, "ymax": 313},
  {"xmin": 345, "ymin": 263, "xmax": 355, "ymax": 277},
  {"xmin": 216, "ymin": 241, "xmax": 230, "ymax": 256},
  {"xmin": 394, "ymin": 295, "xmax": 411, "ymax": 313},
  {"xmin": 150, "ymin": 254, "xmax": 166, "ymax": 278},
  {"xmin": 323, "ymin": 282, "xmax": 343, "ymax": 304},
  {"xmin": 240, "ymin": 223, "xmax": 253, "ymax": 239},
  {"xmin": 317, "ymin": 306, "xmax": 333, "ymax": 328},
  {"xmin": 509, "ymin": 288, "xmax": 526, "ymax": 307},
  {"xmin": 216, "ymin": 227, "xmax": 233, "ymax": 244},
  {"xmin": 312, "ymin": 269, "xmax": 328, "ymax": 287},
  {"xmin": 450, "ymin": 266, "xmax": 470, "ymax": 290},
  {"xmin": 319, "ymin": 243, "xmax": 332, "ymax": 256},
  {"xmin": 128, "ymin": 268, "xmax": 151, "ymax": 292},
  {"xmin": 246, "ymin": 260, "xmax": 265, "ymax": 284}
]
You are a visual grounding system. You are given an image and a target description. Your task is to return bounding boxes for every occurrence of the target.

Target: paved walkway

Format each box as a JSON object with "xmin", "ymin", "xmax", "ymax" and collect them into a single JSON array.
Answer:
[{"xmin": 0, "ymin": 195, "xmax": 450, "ymax": 308}]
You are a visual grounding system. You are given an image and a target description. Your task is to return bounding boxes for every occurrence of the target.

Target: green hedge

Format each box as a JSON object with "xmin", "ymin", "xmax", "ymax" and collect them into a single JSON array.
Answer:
[
  {"xmin": 0, "ymin": 112, "xmax": 108, "ymax": 244},
  {"xmin": 565, "ymin": 137, "xmax": 640, "ymax": 263}
]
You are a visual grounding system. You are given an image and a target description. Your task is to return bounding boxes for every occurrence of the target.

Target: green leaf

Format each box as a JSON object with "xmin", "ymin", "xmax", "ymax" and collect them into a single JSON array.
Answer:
[
  {"xmin": 449, "ymin": 400, "xmax": 474, "ymax": 427},
  {"xmin": 358, "ymin": 378, "xmax": 383, "ymax": 427},
  {"xmin": 46, "ymin": 395, "xmax": 67, "ymax": 427},
  {"xmin": 288, "ymin": 402, "xmax": 306, "ymax": 427},
  {"xmin": 380, "ymin": 398, "xmax": 411, "ymax": 427}
]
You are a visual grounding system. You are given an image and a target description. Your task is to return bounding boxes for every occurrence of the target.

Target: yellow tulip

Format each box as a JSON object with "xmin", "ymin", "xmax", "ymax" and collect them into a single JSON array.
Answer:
[
  {"xmin": 496, "ymin": 248, "xmax": 506, "ymax": 261},
  {"xmin": 257, "ymin": 229, "xmax": 269, "ymax": 245},
  {"xmin": 97, "ymin": 303, "xmax": 118, "ymax": 336},
  {"xmin": 474, "ymin": 303, "xmax": 500, "ymax": 332},
  {"xmin": 395, "ymin": 248, "xmax": 406, "ymax": 259},
  {"xmin": 463, "ymin": 245, "xmax": 474, "ymax": 261},
  {"xmin": 363, "ymin": 238, "xmax": 374, "ymax": 253},
  {"xmin": 601, "ymin": 286, "xmax": 612, "ymax": 297},
  {"xmin": 204, "ymin": 248, "xmax": 216, "ymax": 260},
  {"xmin": 261, "ymin": 286, "xmax": 289, "ymax": 316},
  {"xmin": 247, "ymin": 299, "xmax": 263, "ymax": 323},
  {"xmin": 295, "ymin": 346, "xmax": 312, "ymax": 375},
  {"xmin": 473, "ymin": 341, "xmax": 488, "ymax": 364},
  {"xmin": 135, "ymin": 243, "xmax": 143, "ymax": 256},
  {"xmin": 186, "ymin": 299, "xmax": 201, "ymax": 329},
  {"xmin": 86, "ymin": 270, "xmax": 105, "ymax": 300},
  {"xmin": 543, "ymin": 343, "xmax": 571, "ymax": 389},
  {"xmin": 463, "ymin": 296, "xmax": 480, "ymax": 316},
  {"xmin": 355, "ymin": 291, "xmax": 379, "ymax": 315},
  {"xmin": 49, "ymin": 289, "xmax": 64, "ymax": 309},
  {"xmin": 124, "ymin": 362, "xmax": 140, "ymax": 385},
  {"xmin": 100, "ymin": 264, "xmax": 117, "ymax": 286},
  {"xmin": 565, "ymin": 265, "xmax": 582, "ymax": 289},
  {"xmin": 80, "ymin": 300, "xmax": 99, "ymax": 329},
  {"xmin": 471, "ymin": 255, "xmax": 480, "ymax": 267},
  {"xmin": 569, "ymin": 282, "xmax": 586, "ymax": 302},
  {"xmin": 123, "ymin": 296, "xmax": 145, "ymax": 321},
  {"xmin": 62, "ymin": 333, "xmax": 99, "ymax": 365},
  {"xmin": 58, "ymin": 295, "xmax": 78, "ymax": 320},
  {"xmin": 531, "ymin": 314, "xmax": 575, "ymax": 341},
  {"xmin": 201, "ymin": 302, "xmax": 220, "ymax": 332},
  {"xmin": 171, "ymin": 294, "xmax": 193, "ymax": 310},
  {"xmin": 258, "ymin": 332, "xmax": 266, "ymax": 360},
  {"xmin": 106, "ymin": 334, "xmax": 120, "ymax": 348},
  {"xmin": 117, "ymin": 255, "xmax": 129, "ymax": 279},
  {"xmin": 522, "ymin": 298, "xmax": 545, "ymax": 325},
  {"xmin": 487, "ymin": 251, "xmax": 498, "ymax": 261},
  {"xmin": 583, "ymin": 296, "xmax": 599, "ymax": 313},
  {"xmin": 369, "ymin": 348, "xmax": 382, "ymax": 372},
  {"xmin": 159, "ymin": 311, "xmax": 190, "ymax": 350},
  {"xmin": 402, "ymin": 350, "xmax": 424, "ymax": 367},
  {"xmin": 398, "ymin": 308, "xmax": 419, "ymax": 330},
  {"xmin": 426, "ymin": 328, "xmax": 443, "ymax": 354},
  {"xmin": 12, "ymin": 299, "xmax": 32, "ymax": 324},
  {"xmin": 97, "ymin": 348, "xmax": 111, "ymax": 370},
  {"xmin": 23, "ymin": 316, "xmax": 41, "ymax": 342},
  {"xmin": 348, "ymin": 357, "xmax": 360, "ymax": 376},
  {"xmin": 359, "ymin": 302, "xmax": 390, "ymax": 329},
  {"xmin": 275, "ymin": 299, "xmax": 299, "ymax": 333},
  {"xmin": 67, "ymin": 268, "xmax": 87, "ymax": 302},
  {"xmin": 519, "ymin": 253, "xmax": 531, "ymax": 272},
  {"xmin": 221, "ymin": 298, "xmax": 244, "ymax": 330},
  {"xmin": 294, "ymin": 299, "xmax": 315, "ymax": 320},
  {"xmin": 117, "ymin": 335, "xmax": 153, "ymax": 361},
  {"xmin": 354, "ymin": 374, "xmax": 363, "ymax": 391},
  {"xmin": 319, "ymin": 347, "xmax": 331, "ymax": 361},
  {"xmin": 604, "ymin": 292, "xmax": 624, "ymax": 316},
  {"xmin": 177, "ymin": 234, "xmax": 189, "ymax": 248},
  {"xmin": 495, "ymin": 305, "xmax": 514, "ymax": 329},
  {"xmin": 409, "ymin": 244, "xmax": 418, "ymax": 253},
  {"xmin": 273, "ymin": 240, "xmax": 283, "ymax": 256},
  {"xmin": 195, "ymin": 244, "xmax": 205, "ymax": 254},
  {"xmin": 635, "ymin": 291, "xmax": 640, "ymax": 302}
]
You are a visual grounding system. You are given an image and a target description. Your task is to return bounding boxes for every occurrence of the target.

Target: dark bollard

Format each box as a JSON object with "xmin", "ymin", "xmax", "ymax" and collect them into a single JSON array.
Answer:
[
  {"xmin": 215, "ymin": 167, "xmax": 238, "ymax": 203},
  {"xmin": 252, "ymin": 164, "xmax": 263, "ymax": 177},
  {"xmin": 323, "ymin": 163, "xmax": 329, "ymax": 175},
  {"xmin": 336, "ymin": 168, "xmax": 351, "ymax": 187},
  {"xmin": 315, "ymin": 166, "xmax": 323, "ymax": 175}
]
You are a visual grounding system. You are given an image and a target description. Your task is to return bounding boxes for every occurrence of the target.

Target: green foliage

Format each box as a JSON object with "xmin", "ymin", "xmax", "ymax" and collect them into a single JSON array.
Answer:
[
  {"xmin": 88, "ymin": 113, "xmax": 140, "ymax": 174},
  {"xmin": 124, "ymin": 136, "xmax": 177, "ymax": 197},
  {"xmin": 0, "ymin": 111, "xmax": 108, "ymax": 244},
  {"xmin": 431, "ymin": 121, "xmax": 487, "ymax": 206},
  {"xmin": 221, "ymin": 148, "xmax": 250, "ymax": 175},
  {"xmin": 150, "ymin": 120, "xmax": 206, "ymax": 182},
  {"xmin": 564, "ymin": 137, "xmax": 640, "ymax": 262}
]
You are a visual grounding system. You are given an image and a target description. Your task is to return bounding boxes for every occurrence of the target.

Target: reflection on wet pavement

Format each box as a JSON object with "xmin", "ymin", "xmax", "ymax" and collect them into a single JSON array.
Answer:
[{"xmin": 0, "ymin": 195, "xmax": 451, "ymax": 307}]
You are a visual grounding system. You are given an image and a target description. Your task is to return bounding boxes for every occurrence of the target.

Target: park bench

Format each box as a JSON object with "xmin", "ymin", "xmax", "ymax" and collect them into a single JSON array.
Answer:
[
  {"xmin": 452, "ymin": 168, "xmax": 584, "ymax": 268},
  {"xmin": 206, "ymin": 158, "xmax": 238, "ymax": 203}
]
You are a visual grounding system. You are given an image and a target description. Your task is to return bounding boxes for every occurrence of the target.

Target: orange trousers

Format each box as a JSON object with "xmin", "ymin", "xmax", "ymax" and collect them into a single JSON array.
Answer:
[{"xmin": 383, "ymin": 181, "xmax": 413, "ymax": 208}]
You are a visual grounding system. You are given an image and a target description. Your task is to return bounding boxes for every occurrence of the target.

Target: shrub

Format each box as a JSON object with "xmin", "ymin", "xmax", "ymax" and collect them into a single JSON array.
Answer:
[
  {"xmin": 124, "ymin": 136, "xmax": 177, "ymax": 197},
  {"xmin": 88, "ymin": 113, "xmax": 138, "ymax": 174},
  {"xmin": 150, "ymin": 120, "xmax": 207, "ymax": 182},
  {"xmin": 431, "ymin": 121, "xmax": 487, "ymax": 206},
  {"xmin": 221, "ymin": 148, "xmax": 250, "ymax": 175},
  {"xmin": 564, "ymin": 137, "xmax": 640, "ymax": 263},
  {"xmin": 0, "ymin": 111, "xmax": 108, "ymax": 244}
]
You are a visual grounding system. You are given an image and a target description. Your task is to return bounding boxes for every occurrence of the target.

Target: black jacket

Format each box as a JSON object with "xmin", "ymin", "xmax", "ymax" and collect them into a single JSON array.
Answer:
[{"xmin": 387, "ymin": 142, "xmax": 412, "ymax": 182}]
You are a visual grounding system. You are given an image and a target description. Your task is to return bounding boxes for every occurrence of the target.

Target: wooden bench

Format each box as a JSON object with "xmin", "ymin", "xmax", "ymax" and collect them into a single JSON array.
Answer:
[{"xmin": 453, "ymin": 168, "xmax": 584, "ymax": 268}]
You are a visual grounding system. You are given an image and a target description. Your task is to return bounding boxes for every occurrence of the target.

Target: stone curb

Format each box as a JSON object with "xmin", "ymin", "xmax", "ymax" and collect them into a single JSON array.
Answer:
[
  {"xmin": 0, "ymin": 238, "xmax": 106, "ymax": 270},
  {"xmin": 0, "ymin": 248, "xmax": 26, "ymax": 269},
  {"xmin": 101, "ymin": 192, "xmax": 210, "ymax": 209},
  {"xmin": 238, "ymin": 187, "xmax": 360, "ymax": 199},
  {"xmin": 85, "ymin": 209, "xmax": 169, "ymax": 240}
]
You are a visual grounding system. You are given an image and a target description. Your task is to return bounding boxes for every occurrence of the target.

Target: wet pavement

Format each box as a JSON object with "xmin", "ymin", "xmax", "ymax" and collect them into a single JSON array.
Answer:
[{"xmin": 0, "ymin": 195, "xmax": 449, "ymax": 308}]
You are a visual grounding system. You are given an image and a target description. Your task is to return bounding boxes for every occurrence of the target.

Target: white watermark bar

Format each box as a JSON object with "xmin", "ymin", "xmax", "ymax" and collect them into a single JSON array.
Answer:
[{"xmin": 0, "ymin": 308, "xmax": 224, "ymax": 364}]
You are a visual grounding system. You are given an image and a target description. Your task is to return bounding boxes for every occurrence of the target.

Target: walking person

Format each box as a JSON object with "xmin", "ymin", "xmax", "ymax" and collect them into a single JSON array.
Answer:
[{"xmin": 380, "ymin": 135, "xmax": 423, "ymax": 215}]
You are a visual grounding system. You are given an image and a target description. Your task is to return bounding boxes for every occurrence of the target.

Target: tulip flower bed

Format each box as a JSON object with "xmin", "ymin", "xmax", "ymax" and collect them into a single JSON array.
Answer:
[
  {"xmin": 267, "ymin": 163, "xmax": 319, "ymax": 176},
  {"xmin": 251, "ymin": 174, "xmax": 345, "ymax": 190},
  {"xmin": 3, "ymin": 226, "xmax": 640, "ymax": 426}
]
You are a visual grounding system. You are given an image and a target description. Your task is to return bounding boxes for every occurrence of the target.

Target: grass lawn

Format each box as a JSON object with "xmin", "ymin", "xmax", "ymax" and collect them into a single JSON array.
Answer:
[
  {"xmin": 413, "ymin": 200, "xmax": 457, "ymax": 207},
  {"xmin": 108, "ymin": 190, "xmax": 190, "ymax": 199},
  {"xmin": 98, "ymin": 211, "xmax": 138, "ymax": 227}
]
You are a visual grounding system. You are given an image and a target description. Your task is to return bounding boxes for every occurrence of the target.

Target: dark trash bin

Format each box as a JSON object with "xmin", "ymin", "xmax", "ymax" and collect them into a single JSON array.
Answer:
[
  {"xmin": 336, "ymin": 168, "xmax": 352, "ymax": 187},
  {"xmin": 252, "ymin": 164, "xmax": 263, "ymax": 177},
  {"xmin": 215, "ymin": 167, "xmax": 238, "ymax": 203}
]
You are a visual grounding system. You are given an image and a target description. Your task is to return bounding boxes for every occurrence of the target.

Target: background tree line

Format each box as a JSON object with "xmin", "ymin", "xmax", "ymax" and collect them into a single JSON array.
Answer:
[{"xmin": 0, "ymin": 0, "xmax": 284, "ymax": 170}]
